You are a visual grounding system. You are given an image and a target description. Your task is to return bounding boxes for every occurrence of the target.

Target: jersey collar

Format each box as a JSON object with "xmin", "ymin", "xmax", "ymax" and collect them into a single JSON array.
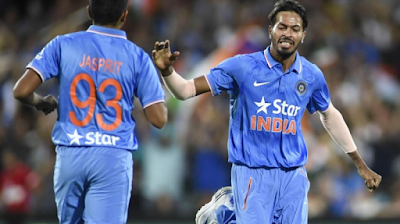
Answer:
[
  {"xmin": 264, "ymin": 46, "xmax": 302, "ymax": 74},
  {"xmin": 87, "ymin": 25, "xmax": 127, "ymax": 39}
]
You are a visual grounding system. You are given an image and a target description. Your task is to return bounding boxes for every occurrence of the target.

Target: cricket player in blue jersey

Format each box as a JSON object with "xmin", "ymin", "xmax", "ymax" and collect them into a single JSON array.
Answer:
[
  {"xmin": 13, "ymin": 0, "xmax": 167, "ymax": 223},
  {"xmin": 152, "ymin": 0, "xmax": 382, "ymax": 223}
]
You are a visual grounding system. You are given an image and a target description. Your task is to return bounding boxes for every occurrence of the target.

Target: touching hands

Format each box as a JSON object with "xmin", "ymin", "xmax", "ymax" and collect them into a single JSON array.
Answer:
[{"xmin": 152, "ymin": 40, "xmax": 180, "ymax": 76}]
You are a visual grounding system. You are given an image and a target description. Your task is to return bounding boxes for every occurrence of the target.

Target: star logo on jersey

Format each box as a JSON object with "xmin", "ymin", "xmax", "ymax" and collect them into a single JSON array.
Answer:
[
  {"xmin": 254, "ymin": 97, "xmax": 271, "ymax": 114},
  {"xmin": 67, "ymin": 129, "xmax": 84, "ymax": 145}
]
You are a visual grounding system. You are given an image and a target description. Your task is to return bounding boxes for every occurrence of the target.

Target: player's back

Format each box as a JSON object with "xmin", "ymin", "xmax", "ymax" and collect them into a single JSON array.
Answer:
[{"xmin": 34, "ymin": 25, "xmax": 164, "ymax": 150}]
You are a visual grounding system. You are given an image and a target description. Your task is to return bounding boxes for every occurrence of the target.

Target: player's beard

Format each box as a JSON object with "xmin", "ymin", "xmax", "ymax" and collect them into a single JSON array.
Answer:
[{"xmin": 271, "ymin": 36, "xmax": 300, "ymax": 60}]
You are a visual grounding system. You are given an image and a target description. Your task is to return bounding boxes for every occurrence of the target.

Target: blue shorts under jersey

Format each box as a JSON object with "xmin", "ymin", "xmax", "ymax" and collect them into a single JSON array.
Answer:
[
  {"xmin": 54, "ymin": 146, "xmax": 133, "ymax": 224},
  {"xmin": 230, "ymin": 164, "xmax": 310, "ymax": 224}
]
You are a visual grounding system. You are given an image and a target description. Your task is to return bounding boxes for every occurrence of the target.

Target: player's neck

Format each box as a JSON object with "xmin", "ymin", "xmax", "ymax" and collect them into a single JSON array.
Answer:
[
  {"xmin": 93, "ymin": 23, "xmax": 122, "ymax": 30},
  {"xmin": 269, "ymin": 48, "xmax": 296, "ymax": 73}
]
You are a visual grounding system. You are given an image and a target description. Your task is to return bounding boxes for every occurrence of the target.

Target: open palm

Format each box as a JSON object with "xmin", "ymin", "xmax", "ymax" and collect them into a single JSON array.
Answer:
[{"xmin": 152, "ymin": 40, "xmax": 180, "ymax": 73}]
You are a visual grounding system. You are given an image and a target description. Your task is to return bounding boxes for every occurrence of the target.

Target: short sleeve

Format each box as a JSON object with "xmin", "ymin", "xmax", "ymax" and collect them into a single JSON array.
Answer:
[
  {"xmin": 134, "ymin": 52, "xmax": 165, "ymax": 108},
  {"xmin": 306, "ymin": 73, "xmax": 331, "ymax": 114},
  {"xmin": 27, "ymin": 36, "xmax": 61, "ymax": 82},
  {"xmin": 205, "ymin": 55, "xmax": 247, "ymax": 96}
]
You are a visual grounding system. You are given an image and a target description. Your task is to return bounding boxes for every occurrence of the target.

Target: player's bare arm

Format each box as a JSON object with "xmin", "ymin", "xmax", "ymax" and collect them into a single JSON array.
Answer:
[
  {"xmin": 143, "ymin": 103, "xmax": 167, "ymax": 129},
  {"xmin": 13, "ymin": 69, "xmax": 58, "ymax": 115},
  {"xmin": 347, "ymin": 150, "xmax": 382, "ymax": 192},
  {"xmin": 152, "ymin": 40, "xmax": 211, "ymax": 99},
  {"xmin": 319, "ymin": 103, "xmax": 382, "ymax": 192}
]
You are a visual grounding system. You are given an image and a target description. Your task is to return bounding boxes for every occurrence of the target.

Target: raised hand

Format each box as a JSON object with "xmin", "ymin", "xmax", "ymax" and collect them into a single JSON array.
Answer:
[
  {"xmin": 152, "ymin": 40, "xmax": 180, "ymax": 76},
  {"xmin": 35, "ymin": 95, "xmax": 58, "ymax": 115}
]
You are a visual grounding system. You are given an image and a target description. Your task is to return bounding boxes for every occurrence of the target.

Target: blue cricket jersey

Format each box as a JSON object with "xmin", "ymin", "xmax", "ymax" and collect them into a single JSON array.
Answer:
[
  {"xmin": 205, "ymin": 46, "xmax": 330, "ymax": 168},
  {"xmin": 27, "ymin": 25, "xmax": 165, "ymax": 151}
]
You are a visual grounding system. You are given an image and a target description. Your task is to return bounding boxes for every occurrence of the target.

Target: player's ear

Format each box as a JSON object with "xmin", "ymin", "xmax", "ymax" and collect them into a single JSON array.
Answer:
[
  {"xmin": 120, "ymin": 10, "xmax": 129, "ymax": 23},
  {"xmin": 268, "ymin": 25, "xmax": 272, "ymax": 39},
  {"xmin": 87, "ymin": 6, "xmax": 93, "ymax": 20},
  {"xmin": 301, "ymin": 31, "xmax": 306, "ymax": 43}
]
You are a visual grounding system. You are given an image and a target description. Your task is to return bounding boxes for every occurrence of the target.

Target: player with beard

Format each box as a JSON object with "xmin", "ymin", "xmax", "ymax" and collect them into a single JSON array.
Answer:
[{"xmin": 152, "ymin": 0, "xmax": 381, "ymax": 223}]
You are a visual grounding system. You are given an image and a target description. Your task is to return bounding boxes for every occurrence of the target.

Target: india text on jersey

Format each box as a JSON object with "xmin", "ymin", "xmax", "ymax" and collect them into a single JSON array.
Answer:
[{"xmin": 251, "ymin": 98, "xmax": 300, "ymax": 135}]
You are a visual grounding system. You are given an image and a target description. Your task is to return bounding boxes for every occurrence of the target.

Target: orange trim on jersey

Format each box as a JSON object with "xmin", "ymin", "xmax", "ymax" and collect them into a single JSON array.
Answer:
[
  {"xmin": 298, "ymin": 60, "xmax": 302, "ymax": 74},
  {"xmin": 264, "ymin": 49, "xmax": 302, "ymax": 73},
  {"xmin": 264, "ymin": 50, "xmax": 272, "ymax": 68},
  {"xmin": 243, "ymin": 177, "xmax": 253, "ymax": 210},
  {"xmin": 87, "ymin": 30, "xmax": 127, "ymax": 39},
  {"xmin": 27, "ymin": 66, "xmax": 44, "ymax": 82},
  {"xmin": 143, "ymin": 99, "xmax": 165, "ymax": 109}
]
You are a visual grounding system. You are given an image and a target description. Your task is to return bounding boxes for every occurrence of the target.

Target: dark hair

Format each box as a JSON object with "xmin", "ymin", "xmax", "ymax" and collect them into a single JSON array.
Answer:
[
  {"xmin": 268, "ymin": 0, "xmax": 308, "ymax": 30},
  {"xmin": 89, "ymin": 0, "xmax": 128, "ymax": 25}
]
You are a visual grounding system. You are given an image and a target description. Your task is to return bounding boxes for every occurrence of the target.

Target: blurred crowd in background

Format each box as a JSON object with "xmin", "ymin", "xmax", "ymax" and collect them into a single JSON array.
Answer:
[{"xmin": 0, "ymin": 0, "xmax": 400, "ymax": 222}]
